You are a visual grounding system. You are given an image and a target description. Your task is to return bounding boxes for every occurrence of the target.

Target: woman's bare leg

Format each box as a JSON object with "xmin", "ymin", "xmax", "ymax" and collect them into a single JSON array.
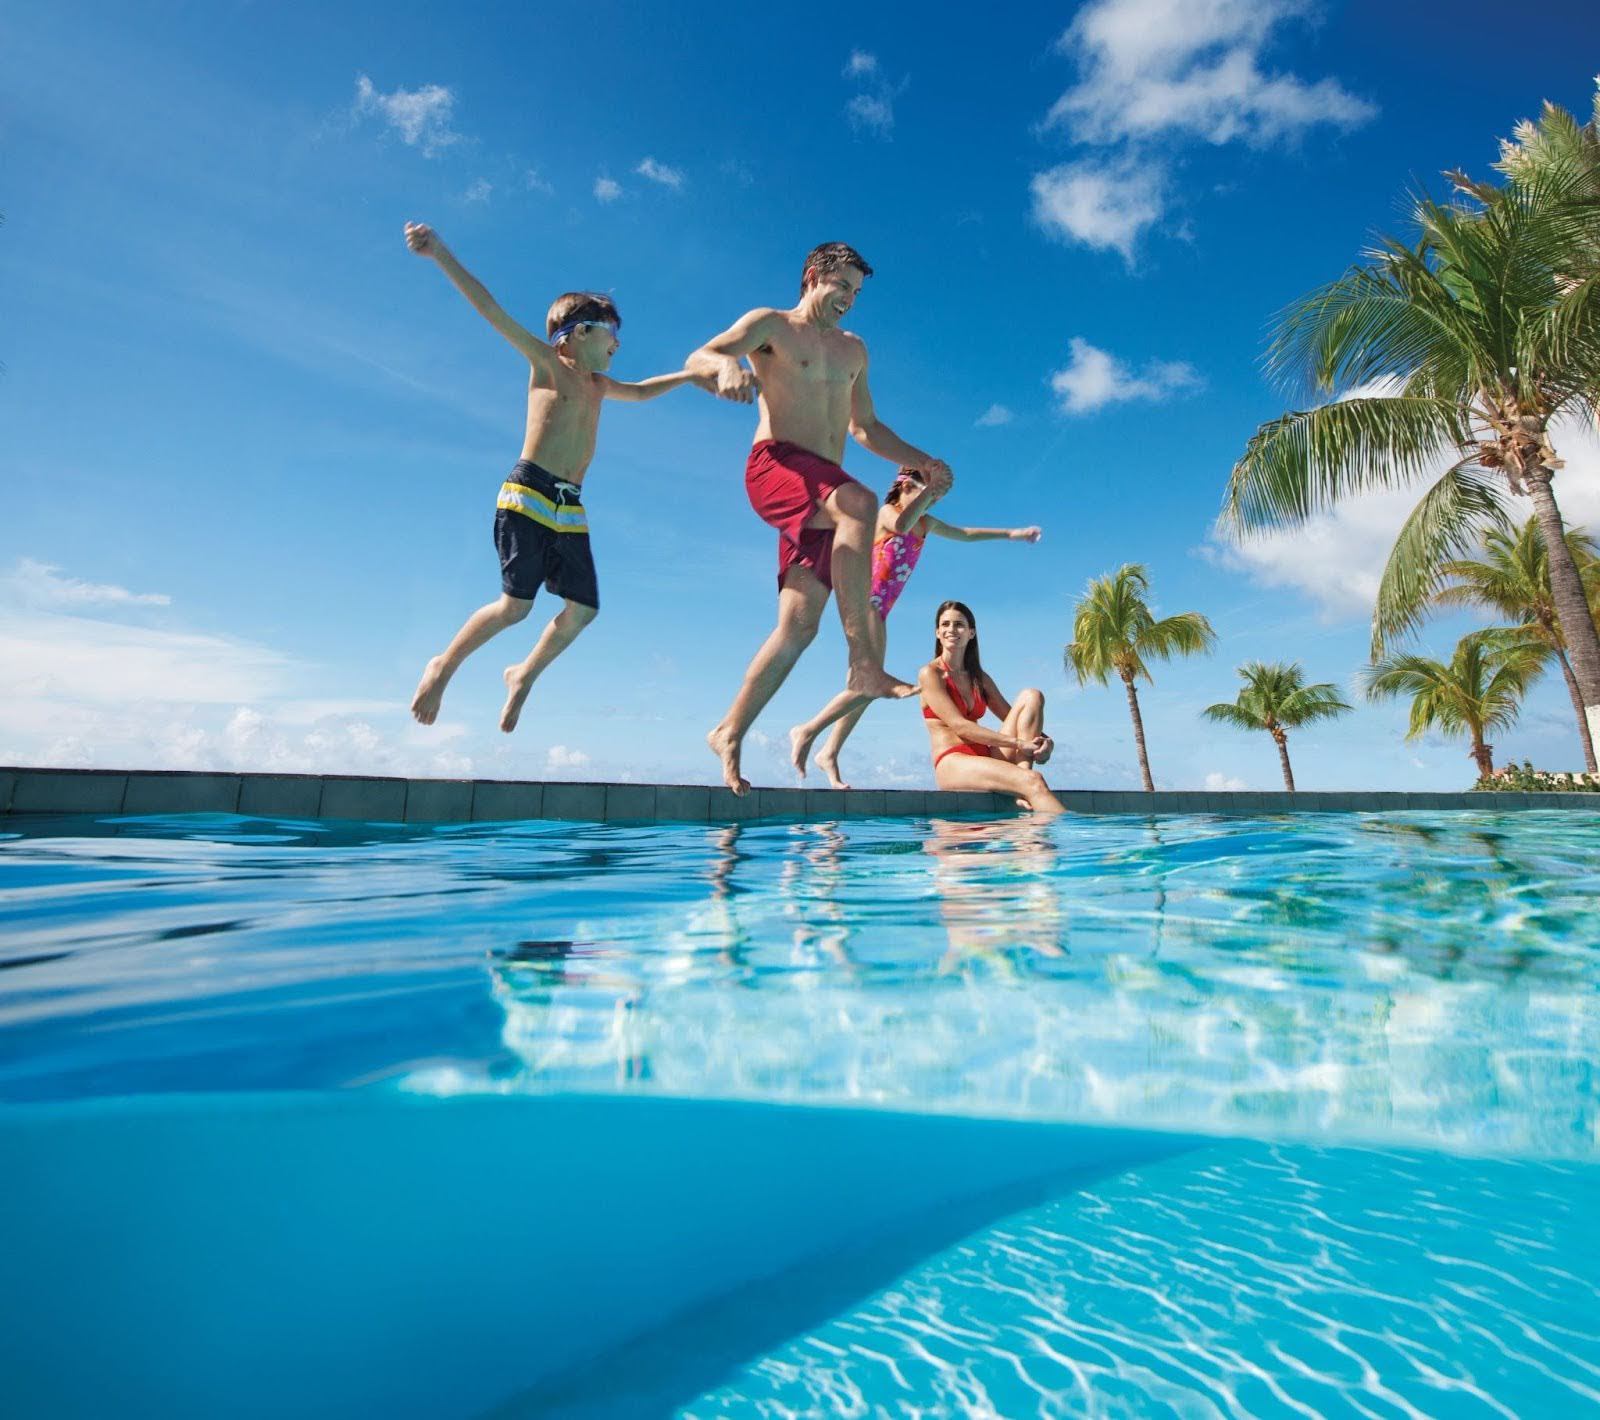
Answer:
[
  {"xmin": 993, "ymin": 688, "xmax": 1046, "ymax": 769},
  {"xmin": 934, "ymin": 750, "xmax": 1065, "ymax": 814}
]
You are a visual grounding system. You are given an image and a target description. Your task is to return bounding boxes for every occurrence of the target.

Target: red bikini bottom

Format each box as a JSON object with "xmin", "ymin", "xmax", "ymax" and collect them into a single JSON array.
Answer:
[{"xmin": 934, "ymin": 743, "xmax": 994, "ymax": 768}]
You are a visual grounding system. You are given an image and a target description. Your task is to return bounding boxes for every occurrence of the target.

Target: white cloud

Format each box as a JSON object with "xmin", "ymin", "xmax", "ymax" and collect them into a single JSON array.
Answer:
[
  {"xmin": 1205, "ymin": 771, "xmax": 1248, "ymax": 791},
  {"xmin": 1030, "ymin": 155, "xmax": 1165, "ymax": 261},
  {"xmin": 546, "ymin": 744, "xmax": 591, "ymax": 771},
  {"xmin": 719, "ymin": 158, "xmax": 757, "ymax": 186},
  {"xmin": 1208, "ymin": 411, "xmax": 1600, "ymax": 623},
  {"xmin": 353, "ymin": 74, "xmax": 462, "ymax": 157},
  {"xmin": 523, "ymin": 168, "xmax": 553, "ymax": 195},
  {"xmin": 464, "ymin": 177, "xmax": 492, "ymax": 203},
  {"xmin": 593, "ymin": 176, "xmax": 622, "ymax": 202},
  {"xmin": 634, "ymin": 156, "xmax": 684, "ymax": 189},
  {"xmin": 3, "ymin": 559, "xmax": 171, "ymax": 609},
  {"xmin": 845, "ymin": 50, "xmax": 878, "ymax": 77},
  {"xmin": 1046, "ymin": 0, "xmax": 1375, "ymax": 148},
  {"xmin": 1051, "ymin": 337, "xmax": 1202, "ymax": 415},
  {"xmin": 976, "ymin": 404, "xmax": 1015, "ymax": 428},
  {"xmin": 846, "ymin": 94, "xmax": 894, "ymax": 137}
]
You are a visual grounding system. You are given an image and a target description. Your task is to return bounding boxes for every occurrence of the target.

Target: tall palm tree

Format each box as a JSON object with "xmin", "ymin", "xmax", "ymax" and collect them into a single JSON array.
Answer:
[
  {"xmin": 1220, "ymin": 135, "xmax": 1600, "ymax": 750},
  {"xmin": 1364, "ymin": 634, "xmax": 1547, "ymax": 780},
  {"xmin": 1065, "ymin": 564, "xmax": 1216, "ymax": 791},
  {"xmin": 1202, "ymin": 662, "xmax": 1351, "ymax": 791},
  {"xmin": 1431, "ymin": 519, "xmax": 1600, "ymax": 771}
]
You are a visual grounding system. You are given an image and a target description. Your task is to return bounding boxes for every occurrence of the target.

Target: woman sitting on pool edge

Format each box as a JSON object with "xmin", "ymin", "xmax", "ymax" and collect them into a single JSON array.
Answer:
[{"xmin": 919, "ymin": 599, "xmax": 1065, "ymax": 814}]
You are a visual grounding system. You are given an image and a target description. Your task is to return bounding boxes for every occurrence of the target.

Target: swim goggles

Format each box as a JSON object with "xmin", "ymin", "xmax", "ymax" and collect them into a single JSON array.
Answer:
[{"xmin": 548, "ymin": 319, "xmax": 619, "ymax": 345}]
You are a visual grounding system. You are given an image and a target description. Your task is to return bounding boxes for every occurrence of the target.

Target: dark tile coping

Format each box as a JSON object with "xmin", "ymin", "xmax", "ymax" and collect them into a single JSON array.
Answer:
[{"xmin": 3, "ymin": 767, "xmax": 1599, "ymax": 824}]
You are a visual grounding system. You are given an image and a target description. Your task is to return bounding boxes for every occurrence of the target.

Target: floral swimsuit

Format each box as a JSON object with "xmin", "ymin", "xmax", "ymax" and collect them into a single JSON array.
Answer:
[{"xmin": 869, "ymin": 529, "xmax": 926, "ymax": 618}]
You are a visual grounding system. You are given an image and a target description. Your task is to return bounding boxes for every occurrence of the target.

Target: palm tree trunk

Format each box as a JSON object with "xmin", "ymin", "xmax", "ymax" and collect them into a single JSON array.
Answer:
[
  {"xmin": 1271, "ymin": 729, "xmax": 1295, "ymax": 791},
  {"xmin": 1554, "ymin": 645, "xmax": 1598, "ymax": 773},
  {"xmin": 1470, "ymin": 735, "xmax": 1494, "ymax": 778},
  {"xmin": 1121, "ymin": 673, "xmax": 1154, "ymax": 791},
  {"xmin": 1526, "ymin": 461, "xmax": 1600, "ymax": 752}
]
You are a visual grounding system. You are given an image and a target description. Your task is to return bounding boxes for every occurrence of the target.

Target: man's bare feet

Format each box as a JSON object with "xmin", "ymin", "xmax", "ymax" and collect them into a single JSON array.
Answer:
[
  {"xmin": 788, "ymin": 724, "xmax": 816, "ymax": 780},
  {"xmin": 707, "ymin": 725, "xmax": 750, "ymax": 795},
  {"xmin": 411, "ymin": 656, "xmax": 449, "ymax": 726},
  {"xmin": 846, "ymin": 662, "xmax": 915, "ymax": 701},
  {"xmin": 814, "ymin": 745, "xmax": 851, "ymax": 791},
  {"xmin": 500, "ymin": 665, "xmax": 534, "ymax": 733}
]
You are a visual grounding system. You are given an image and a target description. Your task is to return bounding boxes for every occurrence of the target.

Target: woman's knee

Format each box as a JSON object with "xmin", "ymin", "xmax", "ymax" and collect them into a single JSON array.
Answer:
[
  {"xmin": 1018, "ymin": 687, "xmax": 1045, "ymax": 710},
  {"xmin": 1020, "ymin": 768, "xmax": 1048, "ymax": 795}
]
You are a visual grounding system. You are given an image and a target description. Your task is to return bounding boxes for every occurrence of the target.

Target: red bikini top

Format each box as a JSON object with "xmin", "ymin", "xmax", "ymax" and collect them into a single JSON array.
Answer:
[{"xmin": 923, "ymin": 666, "xmax": 987, "ymax": 723}]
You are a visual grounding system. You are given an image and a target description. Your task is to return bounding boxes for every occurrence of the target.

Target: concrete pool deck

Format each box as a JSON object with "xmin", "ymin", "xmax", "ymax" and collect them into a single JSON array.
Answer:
[{"xmin": 3, "ymin": 765, "xmax": 1598, "ymax": 823}]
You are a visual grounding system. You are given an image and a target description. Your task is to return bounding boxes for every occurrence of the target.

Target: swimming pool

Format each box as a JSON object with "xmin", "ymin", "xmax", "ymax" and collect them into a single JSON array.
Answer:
[{"xmin": 3, "ymin": 810, "xmax": 1598, "ymax": 1416}]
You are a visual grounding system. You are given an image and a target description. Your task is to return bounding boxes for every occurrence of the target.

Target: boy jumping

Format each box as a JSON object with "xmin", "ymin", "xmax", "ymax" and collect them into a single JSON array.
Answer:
[
  {"xmin": 686, "ymin": 241, "xmax": 953, "ymax": 794},
  {"xmin": 404, "ymin": 222, "xmax": 706, "ymax": 733}
]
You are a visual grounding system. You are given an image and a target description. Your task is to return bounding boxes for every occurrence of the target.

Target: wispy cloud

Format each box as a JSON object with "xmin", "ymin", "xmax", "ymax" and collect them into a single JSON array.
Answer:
[
  {"xmin": 3, "ymin": 559, "xmax": 171, "ymax": 610},
  {"xmin": 1205, "ymin": 771, "xmax": 1248, "ymax": 791},
  {"xmin": 594, "ymin": 175, "xmax": 623, "ymax": 202},
  {"xmin": 523, "ymin": 168, "xmax": 553, "ymax": 195},
  {"xmin": 844, "ymin": 49, "xmax": 904, "ymax": 139},
  {"xmin": 1051, "ymin": 337, "xmax": 1201, "ymax": 415},
  {"xmin": 634, "ymin": 156, "xmax": 684, "ymax": 189},
  {"xmin": 1031, "ymin": 155, "xmax": 1165, "ymax": 262},
  {"xmin": 353, "ymin": 74, "xmax": 462, "ymax": 157},
  {"xmin": 463, "ymin": 177, "xmax": 492, "ymax": 203},
  {"xmin": 1030, "ymin": 0, "xmax": 1373, "ymax": 258},
  {"xmin": 546, "ymin": 744, "xmax": 591, "ymax": 771},
  {"xmin": 976, "ymin": 404, "xmax": 1015, "ymax": 428}
]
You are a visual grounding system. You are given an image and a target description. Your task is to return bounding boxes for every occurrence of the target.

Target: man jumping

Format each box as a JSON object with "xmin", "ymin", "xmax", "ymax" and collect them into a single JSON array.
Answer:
[{"xmin": 687, "ymin": 242, "xmax": 953, "ymax": 794}]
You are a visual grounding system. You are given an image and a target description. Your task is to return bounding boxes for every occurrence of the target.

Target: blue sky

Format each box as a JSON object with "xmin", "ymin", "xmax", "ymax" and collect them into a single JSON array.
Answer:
[{"xmin": 5, "ymin": 0, "xmax": 1600, "ymax": 792}]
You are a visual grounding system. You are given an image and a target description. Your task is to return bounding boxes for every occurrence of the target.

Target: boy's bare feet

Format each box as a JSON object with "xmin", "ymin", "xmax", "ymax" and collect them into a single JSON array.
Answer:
[
  {"xmin": 814, "ymin": 745, "xmax": 850, "ymax": 791},
  {"xmin": 707, "ymin": 725, "xmax": 750, "ymax": 796},
  {"xmin": 500, "ymin": 665, "xmax": 534, "ymax": 733},
  {"xmin": 846, "ymin": 661, "xmax": 915, "ymax": 701},
  {"xmin": 411, "ymin": 657, "xmax": 449, "ymax": 725}
]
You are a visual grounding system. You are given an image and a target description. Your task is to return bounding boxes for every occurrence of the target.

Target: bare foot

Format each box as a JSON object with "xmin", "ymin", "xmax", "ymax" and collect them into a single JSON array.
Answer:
[
  {"xmin": 846, "ymin": 662, "xmax": 915, "ymax": 701},
  {"xmin": 815, "ymin": 745, "xmax": 850, "ymax": 791},
  {"xmin": 788, "ymin": 724, "xmax": 815, "ymax": 780},
  {"xmin": 500, "ymin": 665, "xmax": 534, "ymax": 733},
  {"xmin": 707, "ymin": 725, "xmax": 750, "ymax": 795},
  {"xmin": 411, "ymin": 656, "xmax": 449, "ymax": 725}
]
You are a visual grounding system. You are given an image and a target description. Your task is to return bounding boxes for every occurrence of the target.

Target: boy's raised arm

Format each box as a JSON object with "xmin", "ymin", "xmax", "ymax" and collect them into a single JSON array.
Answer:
[
  {"xmin": 405, "ymin": 222, "xmax": 556, "ymax": 372},
  {"xmin": 685, "ymin": 308, "xmax": 779, "ymax": 404}
]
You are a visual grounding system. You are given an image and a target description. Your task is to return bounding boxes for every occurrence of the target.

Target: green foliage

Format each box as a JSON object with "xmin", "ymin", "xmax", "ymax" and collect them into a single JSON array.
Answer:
[
  {"xmin": 1364, "ymin": 632, "xmax": 1546, "ymax": 745},
  {"xmin": 1064, "ymin": 564, "xmax": 1216, "ymax": 686},
  {"xmin": 1202, "ymin": 661, "xmax": 1352, "ymax": 733},
  {"xmin": 1473, "ymin": 760, "xmax": 1600, "ymax": 792}
]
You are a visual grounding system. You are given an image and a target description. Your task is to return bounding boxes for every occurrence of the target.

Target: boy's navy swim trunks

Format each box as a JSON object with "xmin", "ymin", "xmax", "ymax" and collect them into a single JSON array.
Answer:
[{"xmin": 493, "ymin": 459, "xmax": 599, "ymax": 609}]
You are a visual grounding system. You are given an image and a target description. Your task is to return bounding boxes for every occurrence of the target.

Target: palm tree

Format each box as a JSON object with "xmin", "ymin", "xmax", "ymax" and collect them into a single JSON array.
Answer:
[
  {"xmin": 1431, "ymin": 519, "xmax": 1600, "ymax": 771},
  {"xmin": 1364, "ymin": 634, "xmax": 1547, "ymax": 780},
  {"xmin": 1220, "ymin": 125, "xmax": 1600, "ymax": 751},
  {"xmin": 1065, "ymin": 564, "xmax": 1216, "ymax": 791},
  {"xmin": 1202, "ymin": 662, "xmax": 1351, "ymax": 791}
]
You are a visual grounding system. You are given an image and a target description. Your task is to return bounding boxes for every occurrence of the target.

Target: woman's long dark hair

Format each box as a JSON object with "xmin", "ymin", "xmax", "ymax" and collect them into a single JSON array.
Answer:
[{"xmin": 932, "ymin": 599, "xmax": 985, "ymax": 687}]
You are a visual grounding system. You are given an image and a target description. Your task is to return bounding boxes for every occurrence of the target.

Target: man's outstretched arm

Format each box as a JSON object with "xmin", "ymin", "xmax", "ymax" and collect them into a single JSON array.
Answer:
[
  {"xmin": 405, "ymin": 222, "xmax": 557, "ymax": 372},
  {"xmin": 685, "ymin": 308, "xmax": 780, "ymax": 403},
  {"xmin": 848, "ymin": 356, "xmax": 952, "ymax": 489}
]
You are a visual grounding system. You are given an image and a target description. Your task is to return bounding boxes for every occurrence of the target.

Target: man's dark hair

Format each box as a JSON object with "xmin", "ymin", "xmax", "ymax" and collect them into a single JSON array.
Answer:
[
  {"xmin": 800, "ymin": 242, "xmax": 873, "ymax": 294},
  {"xmin": 545, "ymin": 291, "xmax": 622, "ymax": 340}
]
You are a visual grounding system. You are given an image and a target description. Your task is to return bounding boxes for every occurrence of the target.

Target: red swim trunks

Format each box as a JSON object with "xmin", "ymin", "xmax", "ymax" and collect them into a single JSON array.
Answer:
[{"xmin": 745, "ymin": 439, "xmax": 864, "ymax": 592}]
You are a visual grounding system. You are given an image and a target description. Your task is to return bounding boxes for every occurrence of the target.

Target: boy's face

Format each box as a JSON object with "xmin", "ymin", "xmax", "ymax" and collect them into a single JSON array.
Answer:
[
  {"xmin": 808, "ymin": 264, "xmax": 865, "ymax": 325},
  {"xmin": 566, "ymin": 320, "xmax": 620, "ymax": 371}
]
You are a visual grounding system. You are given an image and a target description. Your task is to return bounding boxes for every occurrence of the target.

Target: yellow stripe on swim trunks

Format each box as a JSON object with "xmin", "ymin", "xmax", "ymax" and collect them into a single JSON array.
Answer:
[{"xmin": 497, "ymin": 481, "xmax": 589, "ymax": 534}]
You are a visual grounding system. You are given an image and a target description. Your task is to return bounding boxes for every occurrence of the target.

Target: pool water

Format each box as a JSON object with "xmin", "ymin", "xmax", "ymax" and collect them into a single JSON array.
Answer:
[{"xmin": 3, "ymin": 810, "xmax": 1599, "ymax": 1416}]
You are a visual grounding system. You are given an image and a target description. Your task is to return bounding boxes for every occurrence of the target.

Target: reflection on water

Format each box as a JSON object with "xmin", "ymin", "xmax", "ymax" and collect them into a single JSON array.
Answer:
[{"xmin": 2, "ymin": 810, "xmax": 1598, "ymax": 1156}]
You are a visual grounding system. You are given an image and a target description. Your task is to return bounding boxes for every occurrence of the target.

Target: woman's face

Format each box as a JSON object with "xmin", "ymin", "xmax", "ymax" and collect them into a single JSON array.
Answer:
[{"xmin": 936, "ymin": 607, "xmax": 973, "ymax": 659}]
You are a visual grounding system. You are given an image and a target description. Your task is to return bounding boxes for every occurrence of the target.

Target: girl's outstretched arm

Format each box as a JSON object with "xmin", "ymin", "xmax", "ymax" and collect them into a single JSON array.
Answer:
[{"xmin": 925, "ymin": 517, "xmax": 1042, "ymax": 544}]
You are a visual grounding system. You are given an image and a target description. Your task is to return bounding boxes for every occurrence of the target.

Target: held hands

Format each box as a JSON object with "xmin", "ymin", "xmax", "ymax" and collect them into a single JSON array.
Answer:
[
  {"xmin": 713, "ymin": 358, "xmax": 761, "ymax": 404},
  {"xmin": 1027, "ymin": 734, "xmax": 1054, "ymax": 765},
  {"xmin": 404, "ymin": 221, "xmax": 440, "ymax": 257},
  {"xmin": 1010, "ymin": 526, "xmax": 1043, "ymax": 543},
  {"xmin": 919, "ymin": 459, "xmax": 954, "ymax": 498}
]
